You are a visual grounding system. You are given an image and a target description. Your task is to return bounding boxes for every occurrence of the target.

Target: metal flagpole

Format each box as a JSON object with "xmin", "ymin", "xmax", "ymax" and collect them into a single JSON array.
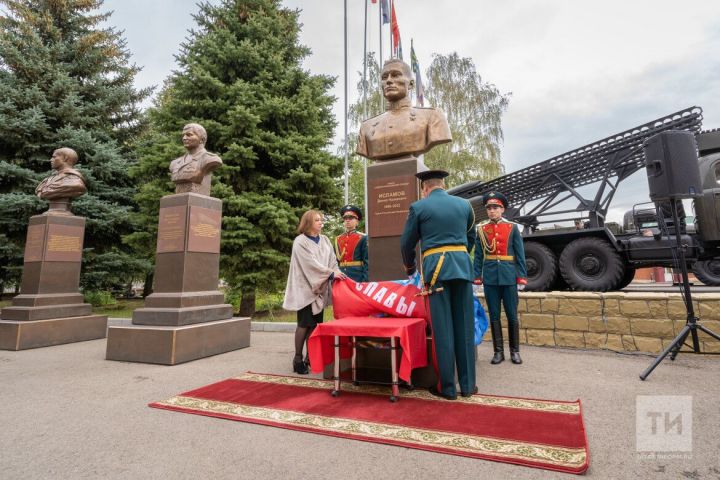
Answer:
[
  {"xmin": 363, "ymin": 0, "xmax": 369, "ymax": 225},
  {"xmin": 378, "ymin": 0, "xmax": 383, "ymax": 76},
  {"xmin": 343, "ymin": 0, "xmax": 349, "ymax": 204},
  {"xmin": 389, "ymin": 0, "xmax": 393, "ymax": 58}
]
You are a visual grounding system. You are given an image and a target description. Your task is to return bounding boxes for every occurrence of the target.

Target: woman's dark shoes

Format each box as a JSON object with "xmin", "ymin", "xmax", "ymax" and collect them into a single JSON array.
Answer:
[
  {"xmin": 511, "ymin": 352, "xmax": 523, "ymax": 364},
  {"xmin": 293, "ymin": 357, "xmax": 309, "ymax": 374},
  {"xmin": 461, "ymin": 386, "xmax": 478, "ymax": 398},
  {"xmin": 429, "ymin": 385, "xmax": 457, "ymax": 401},
  {"xmin": 491, "ymin": 352, "xmax": 505, "ymax": 364}
]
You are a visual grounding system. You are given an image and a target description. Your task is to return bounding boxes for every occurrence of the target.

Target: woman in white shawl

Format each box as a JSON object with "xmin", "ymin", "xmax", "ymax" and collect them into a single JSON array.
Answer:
[{"xmin": 283, "ymin": 210, "xmax": 346, "ymax": 374}]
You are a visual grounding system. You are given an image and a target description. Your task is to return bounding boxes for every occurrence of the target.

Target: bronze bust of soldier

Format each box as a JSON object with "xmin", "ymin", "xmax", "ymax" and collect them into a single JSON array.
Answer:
[
  {"xmin": 356, "ymin": 58, "xmax": 452, "ymax": 161},
  {"xmin": 169, "ymin": 123, "xmax": 223, "ymax": 196},
  {"xmin": 35, "ymin": 147, "xmax": 87, "ymax": 214}
]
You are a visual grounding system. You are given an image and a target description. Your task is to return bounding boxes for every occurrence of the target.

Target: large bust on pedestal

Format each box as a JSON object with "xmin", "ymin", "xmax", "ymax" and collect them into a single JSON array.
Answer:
[
  {"xmin": 35, "ymin": 147, "xmax": 87, "ymax": 214},
  {"xmin": 356, "ymin": 59, "xmax": 452, "ymax": 161},
  {"xmin": 169, "ymin": 123, "xmax": 222, "ymax": 196}
]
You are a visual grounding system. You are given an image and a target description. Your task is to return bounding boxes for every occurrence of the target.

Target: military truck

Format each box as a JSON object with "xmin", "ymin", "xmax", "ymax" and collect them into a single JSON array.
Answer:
[{"xmin": 448, "ymin": 106, "xmax": 720, "ymax": 291}]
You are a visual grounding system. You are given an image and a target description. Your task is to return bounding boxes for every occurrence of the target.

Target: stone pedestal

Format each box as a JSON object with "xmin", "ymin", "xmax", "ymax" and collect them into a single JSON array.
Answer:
[
  {"xmin": 366, "ymin": 157, "xmax": 423, "ymax": 281},
  {"xmin": 0, "ymin": 213, "xmax": 107, "ymax": 350},
  {"xmin": 106, "ymin": 317, "xmax": 250, "ymax": 365},
  {"xmin": 106, "ymin": 192, "xmax": 249, "ymax": 363}
]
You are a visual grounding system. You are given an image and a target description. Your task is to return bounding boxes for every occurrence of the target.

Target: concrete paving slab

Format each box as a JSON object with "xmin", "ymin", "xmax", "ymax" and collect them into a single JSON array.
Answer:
[{"xmin": 0, "ymin": 332, "xmax": 718, "ymax": 479}]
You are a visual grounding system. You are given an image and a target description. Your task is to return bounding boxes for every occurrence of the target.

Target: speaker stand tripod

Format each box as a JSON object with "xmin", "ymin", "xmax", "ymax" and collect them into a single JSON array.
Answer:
[{"xmin": 639, "ymin": 199, "xmax": 720, "ymax": 380}]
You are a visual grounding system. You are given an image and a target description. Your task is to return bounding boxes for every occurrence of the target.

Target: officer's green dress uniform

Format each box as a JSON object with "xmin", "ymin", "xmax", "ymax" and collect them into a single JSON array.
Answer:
[
  {"xmin": 400, "ymin": 171, "xmax": 477, "ymax": 399},
  {"xmin": 473, "ymin": 192, "xmax": 527, "ymax": 364}
]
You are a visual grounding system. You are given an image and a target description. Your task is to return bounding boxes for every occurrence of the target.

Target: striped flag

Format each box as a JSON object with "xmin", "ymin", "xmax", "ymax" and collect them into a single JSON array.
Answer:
[
  {"xmin": 410, "ymin": 40, "xmax": 424, "ymax": 106},
  {"xmin": 380, "ymin": 0, "xmax": 390, "ymax": 24}
]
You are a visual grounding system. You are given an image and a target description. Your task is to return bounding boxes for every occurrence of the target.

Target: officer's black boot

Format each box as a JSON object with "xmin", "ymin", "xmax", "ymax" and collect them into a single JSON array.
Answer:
[
  {"xmin": 490, "ymin": 320, "xmax": 504, "ymax": 364},
  {"xmin": 508, "ymin": 320, "xmax": 522, "ymax": 364}
]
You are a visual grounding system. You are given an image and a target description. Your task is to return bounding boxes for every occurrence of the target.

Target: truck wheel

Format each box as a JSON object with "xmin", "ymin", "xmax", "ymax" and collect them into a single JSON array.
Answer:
[
  {"xmin": 692, "ymin": 259, "xmax": 720, "ymax": 286},
  {"xmin": 616, "ymin": 266, "xmax": 636, "ymax": 290},
  {"xmin": 559, "ymin": 238, "xmax": 624, "ymax": 291},
  {"xmin": 524, "ymin": 242, "xmax": 557, "ymax": 291}
]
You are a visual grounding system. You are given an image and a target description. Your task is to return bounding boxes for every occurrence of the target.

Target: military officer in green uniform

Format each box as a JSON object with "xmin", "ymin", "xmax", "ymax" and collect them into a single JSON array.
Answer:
[
  {"xmin": 334, "ymin": 205, "xmax": 368, "ymax": 282},
  {"xmin": 474, "ymin": 192, "xmax": 527, "ymax": 365},
  {"xmin": 400, "ymin": 169, "xmax": 477, "ymax": 400}
]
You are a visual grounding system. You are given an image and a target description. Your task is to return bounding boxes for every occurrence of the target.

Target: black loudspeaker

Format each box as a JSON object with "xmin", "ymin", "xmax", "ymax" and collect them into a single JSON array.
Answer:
[{"xmin": 643, "ymin": 130, "xmax": 701, "ymax": 200}]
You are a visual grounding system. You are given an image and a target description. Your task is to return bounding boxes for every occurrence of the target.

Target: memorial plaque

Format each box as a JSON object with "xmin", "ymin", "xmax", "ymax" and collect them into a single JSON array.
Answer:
[
  {"xmin": 367, "ymin": 175, "xmax": 414, "ymax": 237},
  {"xmin": 24, "ymin": 224, "xmax": 46, "ymax": 262},
  {"xmin": 187, "ymin": 206, "xmax": 221, "ymax": 253},
  {"xmin": 44, "ymin": 224, "xmax": 84, "ymax": 262},
  {"xmin": 157, "ymin": 206, "xmax": 187, "ymax": 253}
]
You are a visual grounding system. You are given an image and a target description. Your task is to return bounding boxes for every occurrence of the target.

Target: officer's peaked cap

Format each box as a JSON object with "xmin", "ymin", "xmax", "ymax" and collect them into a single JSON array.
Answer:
[{"xmin": 340, "ymin": 204, "xmax": 362, "ymax": 221}]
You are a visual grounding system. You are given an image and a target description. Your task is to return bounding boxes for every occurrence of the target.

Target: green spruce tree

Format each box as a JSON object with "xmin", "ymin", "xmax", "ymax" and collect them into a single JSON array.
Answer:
[
  {"xmin": 133, "ymin": 0, "xmax": 342, "ymax": 314},
  {"xmin": 0, "ymin": 0, "xmax": 151, "ymax": 293}
]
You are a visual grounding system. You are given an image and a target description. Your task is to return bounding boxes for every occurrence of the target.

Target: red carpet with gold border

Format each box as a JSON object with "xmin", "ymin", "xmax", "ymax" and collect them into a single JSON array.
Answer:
[{"xmin": 150, "ymin": 372, "xmax": 589, "ymax": 474}]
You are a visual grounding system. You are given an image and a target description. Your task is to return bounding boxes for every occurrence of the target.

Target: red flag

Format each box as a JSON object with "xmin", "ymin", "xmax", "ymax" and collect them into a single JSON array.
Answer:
[
  {"xmin": 391, "ymin": 1, "xmax": 400, "ymax": 56},
  {"xmin": 332, "ymin": 278, "xmax": 427, "ymax": 320}
]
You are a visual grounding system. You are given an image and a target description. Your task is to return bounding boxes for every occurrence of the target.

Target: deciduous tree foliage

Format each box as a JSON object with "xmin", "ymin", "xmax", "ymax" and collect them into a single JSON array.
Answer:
[
  {"xmin": 131, "ymin": 0, "xmax": 342, "ymax": 313},
  {"xmin": 424, "ymin": 52, "xmax": 509, "ymax": 187},
  {"xmin": 0, "ymin": 0, "xmax": 151, "ymax": 292}
]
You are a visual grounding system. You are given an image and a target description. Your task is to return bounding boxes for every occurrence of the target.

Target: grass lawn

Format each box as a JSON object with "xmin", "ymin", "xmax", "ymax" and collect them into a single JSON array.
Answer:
[
  {"xmin": 93, "ymin": 298, "xmax": 145, "ymax": 318},
  {"xmin": 1, "ymin": 294, "xmax": 334, "ymax": 322}
]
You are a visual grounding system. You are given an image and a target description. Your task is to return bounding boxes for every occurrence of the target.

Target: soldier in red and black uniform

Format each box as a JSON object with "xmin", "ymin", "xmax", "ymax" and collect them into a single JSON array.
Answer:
[
  {"xmin": 474, "ymin": 192, "xmax": 527, "ymax": 365},
  {"xmin": 334, "ymin": 205, "xmax": 368, "ymax": 282}
]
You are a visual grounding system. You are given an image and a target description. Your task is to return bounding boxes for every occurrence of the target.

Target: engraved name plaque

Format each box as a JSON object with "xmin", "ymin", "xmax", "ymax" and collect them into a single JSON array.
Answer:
[
  {"xmin": 187, "ymin": 206, "xmax": 222, "ymax": 253},
  {"xmin": 367, "ymin": 175, "xmax": 415, "ymax": 237},
  {"xmin": 44, "ymin": 224, "xmax": 84, "ymax": 262},
  {"xmin": 24, "ymin": 224, "xmax": 47, "ymax": 262},
  {"xmin": 157, "ymin": 206, "xmax": 188, "ymax": 253}
]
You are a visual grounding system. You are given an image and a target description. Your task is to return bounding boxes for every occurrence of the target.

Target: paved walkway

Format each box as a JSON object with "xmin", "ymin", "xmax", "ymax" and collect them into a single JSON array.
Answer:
[{"xmin": 0, "ymin": 331, "xmax": 718, "ymax": 479}]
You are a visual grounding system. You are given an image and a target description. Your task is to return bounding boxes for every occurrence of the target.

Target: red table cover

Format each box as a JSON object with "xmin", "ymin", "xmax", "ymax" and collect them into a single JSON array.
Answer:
[{"xmin": 307, "ymin": 316, "xmax": 428, "ymax": 382}]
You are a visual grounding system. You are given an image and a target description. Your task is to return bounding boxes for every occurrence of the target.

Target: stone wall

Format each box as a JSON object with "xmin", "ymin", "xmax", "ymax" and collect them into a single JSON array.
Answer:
[{"xmin": 477, "ymin": 291, "xmax": 720, "ymax": 354}]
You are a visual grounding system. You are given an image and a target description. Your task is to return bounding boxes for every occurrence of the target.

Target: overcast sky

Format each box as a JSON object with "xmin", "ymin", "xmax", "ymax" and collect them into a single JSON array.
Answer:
[{"xmin": 104, "ymin": 0, "xmax": 720, "ymax": 223}]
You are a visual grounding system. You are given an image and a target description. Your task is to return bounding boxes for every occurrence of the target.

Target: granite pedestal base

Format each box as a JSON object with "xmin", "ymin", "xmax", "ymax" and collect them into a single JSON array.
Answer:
[
  {"xmin": 0, "ymin": 315, "xmax": 107, "ymax": 351},
  {"xmin": 105, "ymin": 317, "xmax": 251, "ymax": 365},
  {"xmin": 366, "ymin": 157, "xmax": 423, "ymax": 281},
  {"xmin": 0, "ymin": 212, "xmax": 107, "ymax": 350}
]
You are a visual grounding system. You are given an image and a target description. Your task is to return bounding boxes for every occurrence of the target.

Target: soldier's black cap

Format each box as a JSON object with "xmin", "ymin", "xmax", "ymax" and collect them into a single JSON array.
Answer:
[
  {"xmin": 340, "ymin": 204, "xmax": 362, "ymax": 221},
  {"xmin": 415, "ymin": 169, "xmax": 449, "ymax": 182},
  {"xmin": 483, "ymin": 191, "xmax": 508, "ymax": 208}
]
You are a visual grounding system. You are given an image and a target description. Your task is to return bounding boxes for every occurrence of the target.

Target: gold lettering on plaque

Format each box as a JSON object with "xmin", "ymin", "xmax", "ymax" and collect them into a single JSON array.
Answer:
[
  {"xmin": 24, "ymin": 224, "xmax": 46, "ymax": 262},
  {"xmin": 157, "ymin": 205, "xmax": 187, "ymax": 253},
  {"xmin": 191, "ymin": 223, "xmax": 219, "ymax": 238},
  {"xmin": 159, "ymin": 213, "xmax": 184, "ymax": 241},
  {"xmin": 47, "ymin": 234, "xmax": 81, "ymax": 252}
]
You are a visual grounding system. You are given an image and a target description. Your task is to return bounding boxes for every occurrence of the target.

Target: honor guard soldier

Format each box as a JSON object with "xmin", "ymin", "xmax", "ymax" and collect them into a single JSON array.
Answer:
[
  {"xmin": 474, "ymin": 192, "xmax": 528, "ymax": 365},
  {"xmin": 400, "ymin": 170, "xmax": 477, "ymax": 400},
  {"xmin": 334, "ymin": 205, "xmax": 368, "ymax": 282}
]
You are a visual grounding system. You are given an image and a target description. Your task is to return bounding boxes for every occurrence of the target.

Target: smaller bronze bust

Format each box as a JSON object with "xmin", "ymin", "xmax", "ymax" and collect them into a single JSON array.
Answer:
[
  {"xmin": 169, "ymin": 123, "xmax": 222, "ymax": 196},
  {"xmin": 35, "ymin": 148, "xmax": 87, "ymax": 214}
]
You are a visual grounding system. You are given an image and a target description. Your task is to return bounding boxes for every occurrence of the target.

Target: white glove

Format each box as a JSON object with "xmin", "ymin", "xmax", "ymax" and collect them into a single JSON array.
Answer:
[
  {"xmin": 517, "ymin": 284, "xmax": 526, "ymax": 291},
  {"xmin": 472, "ymin": 284, "xmax": 483, "ymax": 296}
]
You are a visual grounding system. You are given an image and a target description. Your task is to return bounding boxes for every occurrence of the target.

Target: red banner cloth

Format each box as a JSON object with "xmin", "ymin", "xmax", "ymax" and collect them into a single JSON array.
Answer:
[
  {"xmin": 331, "ymin": 278, "xmax": 427, "ymax": 321},
  {"xmin": 308, "ymin": 316, "xmax": 428, "ymax": 382}
]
